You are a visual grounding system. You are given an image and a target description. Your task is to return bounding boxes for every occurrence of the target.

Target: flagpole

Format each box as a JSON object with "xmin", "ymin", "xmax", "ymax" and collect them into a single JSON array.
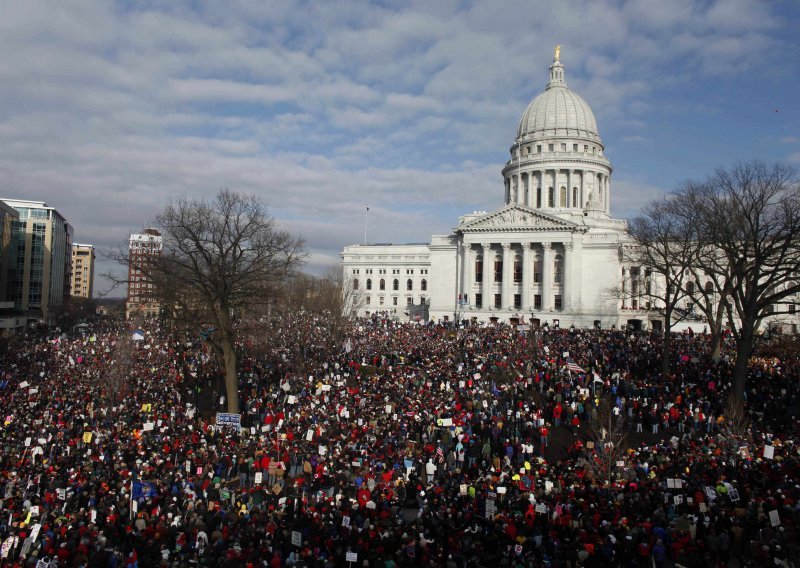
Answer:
[{"xmin": 364, "ymin": 206, "xmax": 369, "ymax": 245}]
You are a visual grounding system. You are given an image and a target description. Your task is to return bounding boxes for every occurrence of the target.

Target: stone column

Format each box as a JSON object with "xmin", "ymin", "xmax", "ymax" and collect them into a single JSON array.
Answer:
[
  {"xmin": 563, "ymin": 242, "xmax": 573, "ymax": 309},
  {"xmin": 461, "ymin": 243, "xmax": 471, "ymax": 306},
  {"xmin": 521, "ymin": 242, "xmax": 532, "ymax": 311},
  {"xmin": 620, "ymin": 266, "xmax": 627, "ymax": 309},
  {"xmin": 481, "ymin": 242, "xmax": 492, "ymax": 310},
  {"xmin": 501, "ymin": 243, "xmax": 513, "ymax": 310},
  {"xmin": 538, "ymin": 170, "xmax": 545, "ymax": 208},
  {"xmin": 605, "ymin": 175, "xmax": 611, "ymax": 214},
  {"xmin": 567, "ymin": 170, "xmax": 573, "ymax": 207},
  {"xmin": 542, "ymin": 242, "xmax": 554, "ymax": 312},
  {"xmin": 569, "ymin": 238, "xmax": 583, "ymax": 311}
]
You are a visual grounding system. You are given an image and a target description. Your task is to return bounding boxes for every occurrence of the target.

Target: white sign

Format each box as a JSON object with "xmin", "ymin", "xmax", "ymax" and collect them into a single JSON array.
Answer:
[
  {"xmin": 769, "ymin": 509, "xmax": 781, "ymax": 526},
  {"xmin": 346, "ymin": 552, "xmax": 358, "ymax": 562},
  {"xmin": 291, "ymin": 531, "xmax": 302, "ymax": 546},
  {"xmin": 764, "ymin": 444, "xmax": 775, "ymax": 459},
  {"xmin": 215, "ymin": 413, "xmax": 242, "ymax": 431},
  {"xmin": 342, "ymin": 515, "xmax": 350, "ymax": 527},
  {"xmin": 254, "ymin": 472, "xmax": 263, "ymax": 485},
  {"xmin": 143, "ymin": 422, "xmax": 154, "ymax": 432}
]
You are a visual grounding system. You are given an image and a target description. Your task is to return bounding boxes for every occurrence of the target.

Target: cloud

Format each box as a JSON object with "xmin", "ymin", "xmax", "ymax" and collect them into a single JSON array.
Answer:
[{"xmin": 0, "ymin": 0, "xmax": 797, "ymax": 295}]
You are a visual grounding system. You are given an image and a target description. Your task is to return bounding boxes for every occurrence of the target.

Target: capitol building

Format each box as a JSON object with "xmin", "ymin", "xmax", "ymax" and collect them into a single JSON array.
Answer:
[{"xmin": 341, "ymin": 51, "xmax": 703, "ymax": 330}]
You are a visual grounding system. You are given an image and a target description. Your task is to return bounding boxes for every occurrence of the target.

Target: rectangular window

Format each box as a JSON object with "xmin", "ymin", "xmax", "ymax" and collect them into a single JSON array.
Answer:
[
  {"xmin": 407, "ymin": 297, "xmax": 412, "ymax": 305},
  {"xmin": 393, "ymin": 297, "xmax": 398, "ymax": 306},
  {"xmin": 554, "ymin": 295, "xmax": 562, "ymax": 310},
  {"xmin": 513, "ymin": 258, "xmax": 522, "ymax": 282},
  {"xmin": 494, "ymin": 294, "xmax": 502, "ymax": 309},
  {"xmin": 475, "ymin": 259, "xmax": 483, "ymax": 283},
  {"xmin": 494, "ymin": 260, "xmax": 502, "ymax": 283},
  {"xmin": 366, "ymin": 296, "xmax": 371, "ymax": 305},
  {"xmin": 514, "ymin": 294, "xmax": 521, "ymax": 310},
  {"xmin": 537, "ymin": 145, "xmax": 541, "ymax": 153},
  {"xmin": 475, "ymin": 293, "xmax": 483, "ymax": 309},
  {"xmin": 560, "ymin": 143, "xmax": 567, "ymax": 151},
  {"xmin": 534, "ymin": 294, "xmax": 542, "ymax": 310},
  {"xmin": 789, "ymin": 304, "xmax": 796, "ymax": 314},
  {"xmin": 573, "ymin": 144, "xmax": 578, "ymax": 151},
  {"xmin": 548, "ymin": 143, "xmax": 554, "ymax": 151}
]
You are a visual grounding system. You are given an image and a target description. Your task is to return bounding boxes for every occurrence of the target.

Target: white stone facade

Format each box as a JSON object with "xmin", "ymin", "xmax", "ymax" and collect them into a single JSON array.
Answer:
[{"xmin": 341, "ymin": 53, "xmax": 800, "ymax": 333}]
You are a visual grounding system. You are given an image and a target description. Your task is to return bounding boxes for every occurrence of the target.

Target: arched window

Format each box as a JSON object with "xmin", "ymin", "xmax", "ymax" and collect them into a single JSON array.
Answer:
[
  {"xmin": 560, "ymin": 187, "xmax": 567, "ymax": 207},
  {"xmin": 548, "ymin": 187, "xmax": 555, "ymax": 207},
  {"xmin": 379, "ymin": 279, "xmax": 385, "ymax": 291},
  {"xmin": 406, "ymin": 279, "xmax": 413, "ymax": 291},
  {"xmin": 686, "ymin": 281, "xmax": 695, "ymax": 295},
  {"xmin": 393, "ymin": 279, "xmax": 399, "ymax": 291},
  {"xmin": 366, "ymin": 278, "xmax": 372, "ymax": 290},
  {"xmin": 572, "ymin": 187, "xmax": 578, "ymax": 207},
  {"xmin": 554, "ymin": 254, "xmax": 563, "ymax": 283},
  {"xmin": 421, "ymin": 279, "xmax": 428, "ymax": 291},
  {"xmin": 705, "ymin": 281, "xmax": 713, "ymax": 293},
  {"xmin": 352, "ymin": 278, "xmax": 359, "ymax": 290}
]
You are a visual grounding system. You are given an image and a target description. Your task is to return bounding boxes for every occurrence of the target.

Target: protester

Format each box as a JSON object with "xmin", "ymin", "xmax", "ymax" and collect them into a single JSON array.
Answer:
[{"xmin": 0, "ymin": 314, "xmax": 798, "ymax": 567}]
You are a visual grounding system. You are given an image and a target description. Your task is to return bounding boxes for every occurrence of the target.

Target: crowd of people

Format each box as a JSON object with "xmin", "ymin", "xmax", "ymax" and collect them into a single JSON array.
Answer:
[{"xmin": 0, "ymin": 312, "xmax": 798, "ymax": 567}]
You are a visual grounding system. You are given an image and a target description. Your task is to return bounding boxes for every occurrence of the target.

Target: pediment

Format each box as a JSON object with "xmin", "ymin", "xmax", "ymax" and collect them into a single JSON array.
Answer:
[{"xmin": 458, "ymin": 205, "xmax": 581, "ymax": 233}]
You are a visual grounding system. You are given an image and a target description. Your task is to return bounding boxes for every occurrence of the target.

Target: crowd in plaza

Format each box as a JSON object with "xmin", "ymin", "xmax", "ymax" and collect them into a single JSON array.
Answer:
[{"xmin": 0, "ymin": 313, "xmax": 799, "ymax": 567}]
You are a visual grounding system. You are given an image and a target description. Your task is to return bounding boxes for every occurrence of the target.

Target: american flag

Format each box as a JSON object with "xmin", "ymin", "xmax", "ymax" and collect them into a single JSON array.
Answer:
[
  {"xmin": 435, "ymin": 446, "xmax": 444, "ymax": 463},
  {"xmin": 566, "ymin": 358, "xmax": 586, "ymax": 374}
]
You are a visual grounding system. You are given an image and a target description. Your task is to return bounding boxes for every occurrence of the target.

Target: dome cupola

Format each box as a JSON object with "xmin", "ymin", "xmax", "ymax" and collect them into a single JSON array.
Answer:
[{"xmin": 516, "ymin": 48, "xmax": 601, "ymax": 144}]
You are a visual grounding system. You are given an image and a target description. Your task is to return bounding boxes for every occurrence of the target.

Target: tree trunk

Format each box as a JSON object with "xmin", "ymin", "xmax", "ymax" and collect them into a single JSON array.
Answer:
[
  {"xmin": 731, "ymin": 327, "xmax": 753, "ymax": 413},
  {"xmin": 709, "ymin": 329, "xmax": 722, "ymax": 363},
  {"xmin": 661, "ymin": 310, "xmax": 672, "ymax": 375},
  {"xmin": 222, "ymin": 334, "xmax": 240, "ymax": 414}
]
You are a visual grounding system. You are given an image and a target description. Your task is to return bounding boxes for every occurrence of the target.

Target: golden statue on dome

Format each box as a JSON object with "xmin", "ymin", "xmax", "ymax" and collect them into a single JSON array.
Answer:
[{"xmin": 554, "ymin": 44, "xmax": 561, "ymax": 60}]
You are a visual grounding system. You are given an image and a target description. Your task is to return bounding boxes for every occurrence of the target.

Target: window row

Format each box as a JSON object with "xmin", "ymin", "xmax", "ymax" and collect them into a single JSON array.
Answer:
[
  {"xmin": 470, "ymin": 292, "xmax": 562, "ymax": 310},
  {"xmin": 353, "ymin": 278, "xmax": 428, "ymax": 291},
  {"xmin": 364, "ymin": 295, "xmax": 427, "ymax": 306},
  {"xmin": 473, "ymin": 256, "xmax": 563, "ymax": 284}
]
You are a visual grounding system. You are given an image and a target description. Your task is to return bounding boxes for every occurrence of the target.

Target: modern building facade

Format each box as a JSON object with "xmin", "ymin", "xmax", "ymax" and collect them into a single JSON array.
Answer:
[
  {"xmin": 341, "ymin": 50, "xmax": 799, "ymax": 332},
  {"xmin": 70, "ymin": 243, "xmax": 95, "ymax": 299},
  {"xmin": 126, "ymin": 228, "xmax": 162, "ymax": 319},
  {"xmin": 2, "ymin": 199, "xmax": 72, "ymax": 321}
]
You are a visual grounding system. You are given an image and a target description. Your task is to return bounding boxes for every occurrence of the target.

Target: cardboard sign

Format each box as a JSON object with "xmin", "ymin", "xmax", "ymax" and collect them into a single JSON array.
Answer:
[{"xmin": 83, "ymin": 432, "xmax": 93, "ymax": 443}]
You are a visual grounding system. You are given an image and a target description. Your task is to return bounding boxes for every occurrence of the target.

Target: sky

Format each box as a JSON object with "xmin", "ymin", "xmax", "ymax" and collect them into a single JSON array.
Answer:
[{"xmin": 1, "ymin": 0, "xmax": 798, "ymax": 297}]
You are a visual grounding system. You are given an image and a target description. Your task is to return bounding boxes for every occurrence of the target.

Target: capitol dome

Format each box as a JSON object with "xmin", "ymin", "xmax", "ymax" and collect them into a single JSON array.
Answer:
[{"xmin": 516, "ymin": 55, "xmax": 601, "ymax": 143}]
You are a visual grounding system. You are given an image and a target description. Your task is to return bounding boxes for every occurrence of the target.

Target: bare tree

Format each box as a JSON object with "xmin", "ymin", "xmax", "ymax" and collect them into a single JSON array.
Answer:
[
  {"xmin": 121, "ymin": 190, "xmax": 305, "ymax": 413},
  {"xmin": 580, "ymin": 400, "xmax": 627, "ymax": 487},
  {"xmin": 625, "ymin": 197, "xmax": 698, "ymax": 373},
  {"xmin": 688, "ymin": 162, "xmax": 800, "ymax": 409}
]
